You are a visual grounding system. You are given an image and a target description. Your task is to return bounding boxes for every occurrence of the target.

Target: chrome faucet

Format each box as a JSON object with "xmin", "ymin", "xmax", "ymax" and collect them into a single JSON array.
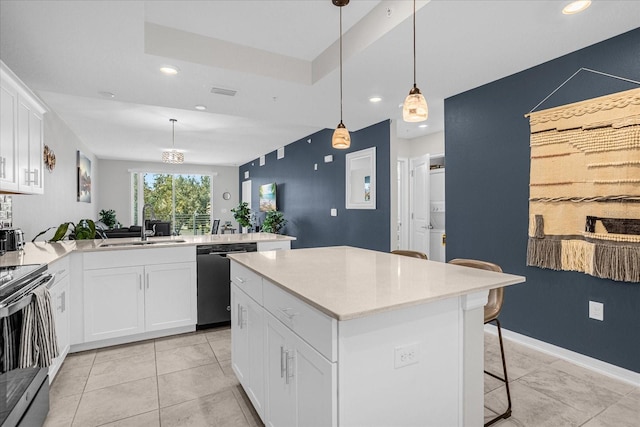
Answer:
[{"xmin": 141, "ymin": 204, "xmax": 155, "ymax": 241}]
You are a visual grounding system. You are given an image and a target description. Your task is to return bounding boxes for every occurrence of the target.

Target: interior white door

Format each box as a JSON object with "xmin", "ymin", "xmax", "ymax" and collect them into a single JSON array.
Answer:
[{"xmin": 409, "ymin": 154, "xmax": 430, "ymax": 257}]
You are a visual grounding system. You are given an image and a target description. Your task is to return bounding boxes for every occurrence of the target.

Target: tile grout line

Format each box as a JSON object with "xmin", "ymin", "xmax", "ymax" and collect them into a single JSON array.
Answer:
[{"xmin": 154, "ymin": 339, "xmax": 162, "ymax": 427}]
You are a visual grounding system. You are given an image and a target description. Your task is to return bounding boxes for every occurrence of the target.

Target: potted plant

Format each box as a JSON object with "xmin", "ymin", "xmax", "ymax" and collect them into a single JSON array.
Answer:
[
  {"xmin": 261, "ymin": 211, "xmax": 287, "ymax": 234},
  {"xmin": 98, "ymin": 209, "xmax": 119, "ymax": 229},
  {"xmin": 32, "ymin": 219, "xmax": 98, "ymax": 242},
  {"xmin": 231, "ymin": 202, "xmax": 252, "ymax": 231}
]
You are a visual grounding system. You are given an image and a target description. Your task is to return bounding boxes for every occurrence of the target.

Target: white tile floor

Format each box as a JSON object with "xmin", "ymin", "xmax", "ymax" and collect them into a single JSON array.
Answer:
[{"xmin": 44, "ymin": 326, "xmax": 639, "ymax": 427}]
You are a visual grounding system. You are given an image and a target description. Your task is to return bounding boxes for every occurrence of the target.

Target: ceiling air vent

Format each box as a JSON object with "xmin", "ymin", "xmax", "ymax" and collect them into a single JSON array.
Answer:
[{"xmin": 210, "ymin": 87, "xmax": 237, "ymax": 97}]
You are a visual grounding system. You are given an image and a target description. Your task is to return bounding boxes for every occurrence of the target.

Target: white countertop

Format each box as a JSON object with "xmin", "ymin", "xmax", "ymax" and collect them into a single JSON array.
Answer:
[
  {"xmin": 229, "ymin": 246, "xmax": 526, "ymax": 320},
  {"xmin": 0, "ymin": 233, "xmax": 295, "ymax": 267}
]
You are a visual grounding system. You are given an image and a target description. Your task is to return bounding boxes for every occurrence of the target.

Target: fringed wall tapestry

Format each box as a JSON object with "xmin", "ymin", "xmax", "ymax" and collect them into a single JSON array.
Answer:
[{"xmin": 526, "ymin": 87, "xmax": 640, "ymax": 283}]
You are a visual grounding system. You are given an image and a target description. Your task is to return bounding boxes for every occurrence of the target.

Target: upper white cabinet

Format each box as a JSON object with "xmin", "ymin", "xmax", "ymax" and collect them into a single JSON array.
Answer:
[{"xmin": 0, "ymin": 60, "xmax": 47, "ymax": 194}]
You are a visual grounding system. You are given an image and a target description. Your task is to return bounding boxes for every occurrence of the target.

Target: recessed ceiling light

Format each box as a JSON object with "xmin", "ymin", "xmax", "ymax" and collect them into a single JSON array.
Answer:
[
  {"xmin": 369, "ymin": 96, "xmax": 382, "ymax": 103},
  {"xmin": 562, "ymin": 1, "xmax": 591, "ymax": 15},
  {"xmin": 194, "ymin": 105, "xmax": 207, "ymax": 111},
  {"xmin": 160, "ymin": 65, "xmax": 180, "ymax": 75},
  {"xmin": 419, "ymin": 124, "xmax": 428, "ymax": 128},
  {"xmin": 98, "ymin": 91, "xmax": 115, "ymax": 98}
]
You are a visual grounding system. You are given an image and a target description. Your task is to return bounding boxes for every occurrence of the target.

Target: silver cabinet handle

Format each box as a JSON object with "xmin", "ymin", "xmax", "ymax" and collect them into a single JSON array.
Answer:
[
  {"xmin": 237, "ymin": 304, "xmax": 241, "ymax": 327},
  {"xmin": 234, "ymin": 276, "xmax": 246, "ymax": 284},
  {"xmin": 280, "ymin": 346, "xmax": 286, "ymax": 378},
  {"xmin": 279, "ymin": 307, "xmax": 298, "ymax": 320},
  {"xmin": 285, "ymin": 351, "xmax": 294, "ymax": 385},
  {"xmin": 60, "ymin": 290, "xmax": 66, "ymax": 313}
]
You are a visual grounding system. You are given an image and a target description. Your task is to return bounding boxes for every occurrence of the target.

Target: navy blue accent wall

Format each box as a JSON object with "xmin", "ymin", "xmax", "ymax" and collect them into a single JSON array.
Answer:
[
  {"xmin": 445, "ymin": 29, "xmax": 640, "ymax": 372},
  {"xmin": 239, "ymin": 120, "xmax": 390, "ymax": 251}
]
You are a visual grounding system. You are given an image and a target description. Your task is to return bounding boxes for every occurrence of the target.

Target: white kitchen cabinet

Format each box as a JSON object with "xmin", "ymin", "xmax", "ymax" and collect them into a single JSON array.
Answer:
[
  {"xmin": 83, "ymin": 262, "xmax": 196, "ymax": 342},
  {"xmin": 231, "ymin": 283, "xmax": 266, "ymax": 419},
  {"xmin": 264, "ymin": 312, "xmax": 336, "ymax": 427},
  {"xmin": 256, "ymin": 240, "xmax": 291, "ymax": 252},
  {"xmin": 0, "ymin": 60, "xmax": 46, "ymax": 194},
  {"xmin": 145, "ymin": 262, "xmax": 197, "ymax": 331},
  {"xmin": 83, "ymin": 266, "xmax": 145, "ymax": 342},
  {"xmin": 231, "ymin": 261, "xmax": 337, "ymax": 427},
  {"xmin": 48, "ymin": 257, "xmax": 71, "ymax": 382}
]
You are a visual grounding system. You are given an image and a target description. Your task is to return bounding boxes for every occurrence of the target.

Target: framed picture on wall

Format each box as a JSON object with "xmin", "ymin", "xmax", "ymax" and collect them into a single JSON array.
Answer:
[{"xmin": 77, "ymin": 151, "xmax": 92, "ymax": 203}]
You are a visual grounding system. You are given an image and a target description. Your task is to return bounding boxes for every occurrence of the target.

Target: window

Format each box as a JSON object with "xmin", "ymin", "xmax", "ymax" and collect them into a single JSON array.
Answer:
[{"xmin": 131, "ymin": 172, "xmax": 212, "ymax": 235}]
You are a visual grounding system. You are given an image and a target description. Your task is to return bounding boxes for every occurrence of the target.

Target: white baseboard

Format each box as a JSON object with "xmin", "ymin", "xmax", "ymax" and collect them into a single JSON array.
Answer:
[
  {"xmin": 70, "ymin": 325, "xmax": 196, "ymax": 353},
  {"xmin": 484, "ymin": 324, "xmax": 640, "ymax": 387}
]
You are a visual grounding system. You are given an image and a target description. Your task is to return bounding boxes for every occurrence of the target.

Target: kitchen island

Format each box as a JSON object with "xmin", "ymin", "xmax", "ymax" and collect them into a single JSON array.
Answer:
[{"xmin": 228, "ymin": 246, "xmax": 525, "ymax": 427}]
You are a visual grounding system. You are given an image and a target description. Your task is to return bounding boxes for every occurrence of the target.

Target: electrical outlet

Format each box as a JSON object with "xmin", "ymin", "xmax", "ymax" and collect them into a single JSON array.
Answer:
[
  {"xmin": 394, "ymin": 343, "xmax": 419, "ymax": 369},
  {"xmin": 589, "ymin": 301, "xmax": 604, "ymax": 321}
]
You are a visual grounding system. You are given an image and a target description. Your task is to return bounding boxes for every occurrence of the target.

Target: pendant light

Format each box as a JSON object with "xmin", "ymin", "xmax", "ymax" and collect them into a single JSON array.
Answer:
[
  {"xmin": 402, "ymin": 0, "xmax": 428, "ymax": 122},
  {"xmin": 332, "ymin": 0, "xmax": 350, "ymax": 149},
  {"xmin": 162, "ymin": 118, "xmax": 184, "ymax": 164}
]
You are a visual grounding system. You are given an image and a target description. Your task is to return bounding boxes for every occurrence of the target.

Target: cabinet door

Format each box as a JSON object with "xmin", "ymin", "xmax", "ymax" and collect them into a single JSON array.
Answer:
[
  {"xmin": 49, "ymin": 274, "xmax": 70, "ymax": 381},
  {"xmin": 145, "ymin": 262, "xmax": 196, "ymax": 331},
  {"xmin": 16, "ymin": 99, "xmax": 30, "ymax": 191},
  {"xmin": 293, "ymin": 334, "xmax": 336, "ymax": 427},
  {"xmin": 28, "ymin": 110, "xmax": 43, "ymax": 193},
  {"xmin": 265, "ymin": 313, "xmax": 296, "ymax": 427},
  {"xmin": 231, "ymin": 283, "xmax": 249, "ymax": 383},
  {"xmin": 246, "ymin": 295, "xmax": 265, "ymax": 418},
  {"xmin": 0, "ymin": 79, "xmax": 18, "ymax": 192},
  {"xmin": 83, "ymin": 267, "xmax": 145, "ymax": 342}
]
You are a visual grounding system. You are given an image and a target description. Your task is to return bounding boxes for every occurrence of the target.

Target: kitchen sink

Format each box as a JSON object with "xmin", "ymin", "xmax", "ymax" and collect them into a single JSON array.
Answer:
[{"xmin": 99, "ymin": 239, "xmax": 187, "ymax": 248}]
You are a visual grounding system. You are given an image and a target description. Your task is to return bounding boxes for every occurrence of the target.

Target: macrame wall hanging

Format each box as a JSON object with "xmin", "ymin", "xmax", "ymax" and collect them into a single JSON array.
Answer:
[{"xmin": 525, "ymin": 82, "xmax": 640, "ymax": 283}]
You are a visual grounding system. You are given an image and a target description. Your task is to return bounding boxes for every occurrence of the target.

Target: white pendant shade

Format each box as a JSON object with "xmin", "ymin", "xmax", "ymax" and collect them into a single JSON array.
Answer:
[
  {"xmin": 162, "ymin": 118, "xmax": 184, "ymax": 164},
  {"xmin": 162, "ymin": 150, "xmax": 184, "ymax": 164},
  {"xmin": 332, "ymin": 122, "xmax": 351, "ymax": 149},
  {"xmin": 403, "ymin": 89, "xmax": 428, "ymax": 122}
]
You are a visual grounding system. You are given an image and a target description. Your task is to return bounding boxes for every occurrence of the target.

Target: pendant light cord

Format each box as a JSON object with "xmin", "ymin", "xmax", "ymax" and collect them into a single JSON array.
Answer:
[
  {"xmin": 339, "ymin": 6, "xmax": 344, "ymax": 122},
  {"xmin": 412, "ymin": 0, "xmax": 416, "ymax": 87},
  {"xmin": 170, "ymin": 118, "xmax": 176, "ymax": 149}
]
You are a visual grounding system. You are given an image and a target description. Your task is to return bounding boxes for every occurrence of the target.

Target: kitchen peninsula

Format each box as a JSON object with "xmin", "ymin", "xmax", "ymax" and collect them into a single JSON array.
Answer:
[{"xmin": 228, "ymin": 246, "xmax": 525, "ymax": 427}]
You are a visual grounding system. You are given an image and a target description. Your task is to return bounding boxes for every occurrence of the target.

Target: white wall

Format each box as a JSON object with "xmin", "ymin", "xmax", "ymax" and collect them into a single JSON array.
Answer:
[
  {"xmin": 97, "ymin": 159, "xmax": 239, "ymax": 228},
  {"xmin": 12, "ymin": 109, "xmax": 99, "ymax": 241},
  {"xmin": 398, "ymin": 131, "xmax": 445, "ymax": 158}
]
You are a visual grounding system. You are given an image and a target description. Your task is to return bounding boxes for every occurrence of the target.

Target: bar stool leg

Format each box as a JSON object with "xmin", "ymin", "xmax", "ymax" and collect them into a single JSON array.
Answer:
[{"xmin": 484, "ymin": 318, "xmax": 512, "ymax": 426}]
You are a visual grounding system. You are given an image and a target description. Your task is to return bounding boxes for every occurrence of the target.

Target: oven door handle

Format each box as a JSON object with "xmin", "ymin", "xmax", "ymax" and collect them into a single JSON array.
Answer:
[{"xmin": 0, "ymin": 273, "xmax": 55, "ymax": 318}]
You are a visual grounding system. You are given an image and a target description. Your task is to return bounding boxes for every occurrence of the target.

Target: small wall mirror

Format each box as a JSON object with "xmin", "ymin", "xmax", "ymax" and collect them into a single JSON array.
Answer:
[{"xmin": 345, "ymin": 147, "xmax": 376, "ymax": 210}]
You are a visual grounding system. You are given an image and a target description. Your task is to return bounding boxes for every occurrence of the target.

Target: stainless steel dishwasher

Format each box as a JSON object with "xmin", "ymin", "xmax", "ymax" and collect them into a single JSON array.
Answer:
[{"xmin": 196, "ymin": 243, "xmax": 257, "ymax": 328}]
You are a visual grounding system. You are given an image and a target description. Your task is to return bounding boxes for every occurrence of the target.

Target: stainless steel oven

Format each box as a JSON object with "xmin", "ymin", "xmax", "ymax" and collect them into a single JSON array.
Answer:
[{"xmin": 1, "ymin": 264, "xmax": 54, "ymax": 427}]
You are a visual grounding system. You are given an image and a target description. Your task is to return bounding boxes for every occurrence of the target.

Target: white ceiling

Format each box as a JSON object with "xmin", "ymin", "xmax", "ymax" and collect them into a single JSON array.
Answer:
[{"xmin": 1, "ymin": 0, "xmax": 639, "ymax": 166}]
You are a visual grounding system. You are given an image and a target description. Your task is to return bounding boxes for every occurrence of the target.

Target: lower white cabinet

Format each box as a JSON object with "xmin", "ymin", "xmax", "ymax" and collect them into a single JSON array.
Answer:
[
  {"xmin": 83, "ymin": 262, "xmax": 196, "ymax": 342},
  {"xmin": 231, "ymin": 283, "xmax": 266, "ymax": 418},
  {"xmin": 83, "ymin": 266, "xmax": 145, "ymax": 341},
  {"xmin": 264, "ymin": 312, "xmax": 335, "ymax": 427},
  {"xmin": 231, "ymin": 261, "xmax": 337, "ymax": 427},
  {"xmin": 48, "ymin": 267, "xmax": 70, "ymax": 381}
]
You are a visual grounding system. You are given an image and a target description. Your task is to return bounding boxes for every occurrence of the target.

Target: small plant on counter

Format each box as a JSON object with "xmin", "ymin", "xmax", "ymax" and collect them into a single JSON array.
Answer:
[
  {"xmin": 32, "ymin": 219, "xmax": 97, "ymax": 242},
  {"xmin": 231, "ymin": 202, "xmax": 252, "ymax": 229},
  {"xmin": 261, "ymin": 211, "xmax": 287, "ymax": 234},
  {"xmin": 98, "ymin": 209, "xmax": 119, "ymax": 229}
]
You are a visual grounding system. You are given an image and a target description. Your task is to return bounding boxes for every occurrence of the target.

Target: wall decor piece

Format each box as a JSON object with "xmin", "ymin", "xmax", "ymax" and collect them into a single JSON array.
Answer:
[
  {"xmin": 259, "ymin": 182, "xmax": 276, "ymax": 212},
  {"xmin": 43, "ymin": 145, "xmax": 56, "ymax": 172},
  {"xmin": 526, "ymin": 87, "xmax": 640, "ymax": 282},
  {"xmin": 77, "ymin": 151, "xmax": 92, "ymax": 203},
  {"xmin": 346, "ymin": 147, "xmax": 376, "ymax": 209}
]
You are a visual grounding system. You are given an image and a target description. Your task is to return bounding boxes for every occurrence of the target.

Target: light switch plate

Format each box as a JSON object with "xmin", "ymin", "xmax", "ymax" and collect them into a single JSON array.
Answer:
[
  {"xmin": 589, "ymin": 301, "xmax": 604, "ymax": 321},
  {"xmin": 314, "ymin": 163, "xmax": 318, "ymax": 171},
  {"xmin": 244, "ymin": 171, "xmax": 249, "ymax": 179},
  {"xmin": 324, "ymin": 155, "xmax": 333, "ymax": 163},
  {"xmin": 330, "ymin": 208, "xmax": 337, "ymax": 217}
]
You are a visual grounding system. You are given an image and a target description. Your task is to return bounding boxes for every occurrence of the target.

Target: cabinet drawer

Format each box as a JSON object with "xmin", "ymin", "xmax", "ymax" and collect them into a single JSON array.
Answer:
[
  {"xmin": 263, "ymin": 279, "xmax": 336, "ymax": 362},
  {"xmin": 231, "ymin": 262, "xmax": 263, "ymax": 304},
  {"xmin": 48, "ymin": 256, "xmax": 70, "ymax": 279}
]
